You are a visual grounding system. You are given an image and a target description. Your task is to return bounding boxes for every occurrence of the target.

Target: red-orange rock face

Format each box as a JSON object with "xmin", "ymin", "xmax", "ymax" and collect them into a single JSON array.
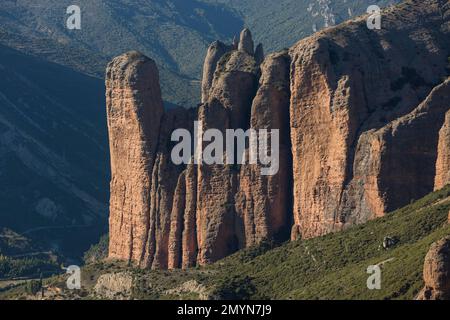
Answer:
[
  {"xmin": 196, "ymin": 50, "xmax": 259, "ymax": 265},
  {"xmin": 235, "ymin": 51, "xmax": 292, "ymax": 247},
  {"xmin": 289, "ymin": 0, "xmax": 450, "ymax": 239},
  {"xmin": 416, "ymin": 236, "xmax": 450, "ymax": 300},
  {"xmin": 106, "ymin": 51, "xmax": 164, "ymax": 264},
  {"xmin": 107, "ymin": 0, "xmax": 450, "ymax": 269}
]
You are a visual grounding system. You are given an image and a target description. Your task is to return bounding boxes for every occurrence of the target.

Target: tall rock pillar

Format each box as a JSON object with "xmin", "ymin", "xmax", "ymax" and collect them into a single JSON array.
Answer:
[{"xmin": 106, "ymin": 51, "xmax": 164, "ymax": 264}]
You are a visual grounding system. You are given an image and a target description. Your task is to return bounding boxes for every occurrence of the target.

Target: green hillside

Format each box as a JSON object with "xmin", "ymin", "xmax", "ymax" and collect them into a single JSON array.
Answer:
[
  {"xmin": 208, "ymin": 186, "xmax": 450, "ymax": 300},
  {"xmin": 3, "ymin": 185, "xmax": 450, "ymax": 300}
]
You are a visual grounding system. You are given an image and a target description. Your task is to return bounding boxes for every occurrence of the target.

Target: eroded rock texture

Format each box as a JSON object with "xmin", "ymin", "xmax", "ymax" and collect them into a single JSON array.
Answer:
[
  {"xmin": 107, "ymin": 0, "xmax": 450, "ymax": 269},
  {"xmin": 417, "ymin": 236, "xmax": 450, "ymax": 300},
  {"xmin": 238, "ymin": 28, "xmax": 254, "ymax": 55},
  {"xmin": 289, "ymin": 0, "xmax": 450, "ymax": 239},
  {"xmin": 235, "ymin": 51, "xmax": 292, "ymax": 246},
  {"xmin": 201, "ymin": 41, "xmax": 233, "ymax": 104},
  {"xmin": 435, "ymin": 108, "xmax": 450, "ymax": 190},
  {"xmin": 196, "ymin": 49, "xmax": 260, "ymax": 265},
  {"xmin": 106, "ymin": 51, "xmax": 163, "ymax": 263}
]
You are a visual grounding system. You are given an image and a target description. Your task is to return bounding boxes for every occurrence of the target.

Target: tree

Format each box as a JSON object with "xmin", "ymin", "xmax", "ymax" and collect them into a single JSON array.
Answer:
[{"xmin": 26, "ymin": 280, "xmax": 42, "ymax": 295}]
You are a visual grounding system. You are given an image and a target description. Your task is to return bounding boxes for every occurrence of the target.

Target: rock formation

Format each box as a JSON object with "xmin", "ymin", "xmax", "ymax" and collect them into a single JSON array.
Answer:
[
  {"xmin": 238, "ymin": 28, "xmax": 254, "ymax": 55},
  {"xmin": 254, "ymin": 43, "xmax": 264, "ymax": 65},
  {"xmin": 289, "ymin": 0, "xmax": 450, "ymax": 239},
  {"xmin": 106, "ymin": 51, "xmax": 163, "ymax": 264},
  {"xmin": 235, "ymin": 51, "xmax": 292, "ymax": 246},
  {"xmin": 416, "ymin": 236, "xmax": 450, "ymax": 300},
  {"xmin": 107, "ymin": 0, "xmax": 450, "ymax": 269},
  {"xmin": 435, "ymin": 110, "xmax": 450, "ymax": 190},
  {"xmin": 196, "ymin": 48, "xmax": 260, "ymax": 265},
  {"xmin": 201, "ymin": 41, "xmax": 233, "ymax": 103}
]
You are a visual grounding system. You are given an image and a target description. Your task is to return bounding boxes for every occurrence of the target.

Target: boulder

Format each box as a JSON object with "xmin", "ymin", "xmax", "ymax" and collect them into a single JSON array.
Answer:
[{"xmin": 416, "ymin": 236, "xmax": 450, "ymax": 300}]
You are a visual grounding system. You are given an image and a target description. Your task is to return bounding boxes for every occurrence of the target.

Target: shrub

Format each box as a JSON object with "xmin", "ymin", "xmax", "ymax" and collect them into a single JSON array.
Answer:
[
  {"xmin": 211, "ymin": 275, "xmax": 256, "ymax": 300},
  {"xmin": 26, "ymin": 280, "xmax": 42, "ymax": 295}
]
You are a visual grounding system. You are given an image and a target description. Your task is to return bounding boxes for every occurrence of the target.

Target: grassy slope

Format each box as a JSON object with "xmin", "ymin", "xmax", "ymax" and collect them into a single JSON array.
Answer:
[
  {"xmin": 0, "ymin": 228, "xmax": 60, "ymax": 280},
  {"xmin": 208, "ymin": 186, "xmax": 450, "ymax": 300},
  {"xmin": 4, "ymin": 185, "xmax": 448, "ymax": 300}
]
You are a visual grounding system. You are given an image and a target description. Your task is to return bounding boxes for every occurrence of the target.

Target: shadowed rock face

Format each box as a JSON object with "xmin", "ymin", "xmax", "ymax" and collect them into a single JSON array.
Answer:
[
  {"xmin": 201, "ymin": 41, "xmax": 233, "ymax": 104},
  {"xmin": 435, "ymin": 109, "xmax": 450, "ymax": 191},
  {"xmin": 238, "ymin": 28, "xmax": 254, "ymax": 55},
  {"xmin": 254, "ymin": 43, "xmax": 265, "ymax": 65},
  {"xmin": 417, "ymin": 236, "xmax": 450, "ymax": 300},
  {"xmin": 236, "ymin": 51, "xmax": 292, "ymax": 247},
  {"xmin": 107, "ymin": 0, "xmax": 450, "ymax": 269}
]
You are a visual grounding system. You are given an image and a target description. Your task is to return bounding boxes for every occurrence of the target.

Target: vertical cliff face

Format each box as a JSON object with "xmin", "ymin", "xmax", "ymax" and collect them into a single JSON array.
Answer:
[
  {"xmin": 106, "ymin": 51, "xmax": 163, "ymax": 263},
  {"xmin": 142, "ymin": 108, "xmax": 195, "ymax": 269},
  {"xmin": 435, "ymin": 108, "xmax": 450, "ymax": 191},
  {"xmin": 107, "ymin": 0, "xmax": 450, "ymax": 269},
  {"xmin": 201, "ymin": 41, "xmax": 233, "ymax": 104},
  {"xmin": 289, "ymin": 0, "xmax": 450, "ymax": 239},
  {"xmin": 236, "ymin": 51, "xmax": 292, "ymax": 246},
  {"xmin": 196, "ymin": 49, "xmax": 260, "ymax": 264}
]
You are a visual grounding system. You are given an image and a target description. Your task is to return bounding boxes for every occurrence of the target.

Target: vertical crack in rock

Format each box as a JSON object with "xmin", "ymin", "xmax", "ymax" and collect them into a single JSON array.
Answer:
[
  {"xmin": 236, "ymin": 51, "xmax": 293, "ymax": 246},
  {"xmin": 435, "ymin": 101, "xmax": 450, "ymax": 191},
  {"xmin": 144, "ymin": 108, "xmax": 194, "ymax": 269}
]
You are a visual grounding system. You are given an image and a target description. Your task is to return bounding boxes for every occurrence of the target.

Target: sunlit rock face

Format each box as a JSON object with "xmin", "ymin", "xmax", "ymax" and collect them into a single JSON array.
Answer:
[{"xmin": 107, "ymin": 0, "xmax": 450, "ymax": 269}]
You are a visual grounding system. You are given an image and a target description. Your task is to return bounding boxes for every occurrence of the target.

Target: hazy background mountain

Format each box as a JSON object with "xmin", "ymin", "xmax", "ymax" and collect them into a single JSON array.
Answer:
[
  {"xmin": 0, "ymin": 0, "xmax": 400, "ymax": 264},
  {"xmin": 0, "ymin": 0, "xmax": 399, "ymax": 107},
  {"xmin": 0, "ymin": 44, "xmax": 108, "ymax": 259}
]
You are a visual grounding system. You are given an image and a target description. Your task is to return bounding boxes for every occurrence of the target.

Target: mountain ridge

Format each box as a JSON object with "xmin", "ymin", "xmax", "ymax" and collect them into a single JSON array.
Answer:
[{"xmin": 0, "ymin": 44, "xmax": 109, "ymax": 258}]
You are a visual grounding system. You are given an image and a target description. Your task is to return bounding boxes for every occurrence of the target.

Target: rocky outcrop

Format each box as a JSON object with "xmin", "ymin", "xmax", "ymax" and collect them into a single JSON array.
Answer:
[
  {"xmin": 254, "ymin": 43, "xmax": 264, "ymax": 65},
  {"xmin": 435, "ymin": 110, "xmax": 450, "ymax": 190},
  {"xmin": 107, "ymin": 0, "xmax": 450, "ymax": 269},
  {"xmin": 164, "ymin": 280, "xmax": 210, "ymax": 300},
  {"xmin": 201, "ymin": 41, "xmax": 233, "ymax": 103},
  {"xmin": 94, "ymin": 272, "xmax": 134, "ymax": 300},
  {"xmin": 196, "ymin": 49, "xmax": 259, "ymax": 265},
  {"xmin": 289, "ymin": 0, "xmax": 450, "ymax": 239},
  {"xmin": 106, "ymin": 51, "xmax": 163, "ymax": 263},
  {"xmin": 235, "ymin": 51, "xmax": 292, "ymax": 246},
  {"xmin": 238, "ymin": 28, "xmax": 254, "ymax": 55},
  {"xmin": 142, "ymin": 108, "xmax": 194, "ymax": 269},
  {"xmin": 416, "ymin": 236, "xmax": 450, "ymax": 300}
]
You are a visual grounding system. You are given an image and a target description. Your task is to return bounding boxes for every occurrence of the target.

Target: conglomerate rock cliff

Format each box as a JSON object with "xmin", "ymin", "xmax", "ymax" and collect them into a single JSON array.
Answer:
[
  {"xmin": 107, "ymin": 0, "xmax": 450, "ymax": 269},
  {"xmin": 417, "ymin": 236, "xmax": 450, "ymax": 300},
  {"xmin": 435, "ymin": 109, "xmax": 450, "ymax": 191},
  {"xmin": 289, "ymin": 0, "xmax": 450, "ymax": 239}
]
